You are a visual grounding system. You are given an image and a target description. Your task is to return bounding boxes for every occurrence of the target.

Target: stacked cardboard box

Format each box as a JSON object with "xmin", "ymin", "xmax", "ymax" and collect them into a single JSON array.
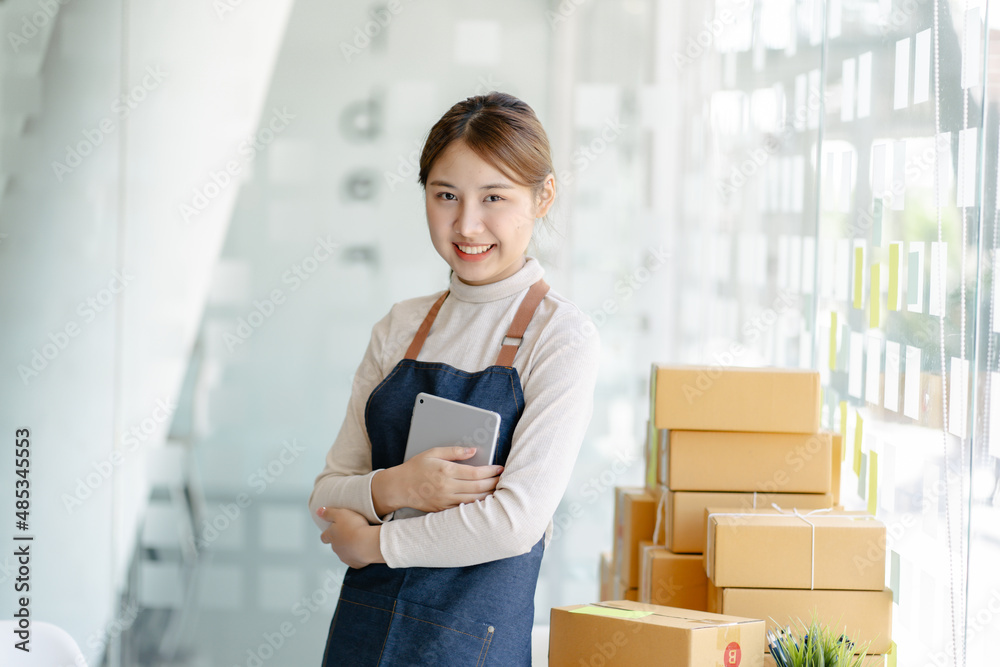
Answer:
[
  {"xmin": 550, "ymin": 601, "xmax": 766, "ymax": 667},
  {"xmin": 704, "ymin": 507, "xmax": 892, "ymax": 657},
  {"xmin": 637, "ymin": 365, "xmax": 835, "ymax": 613}
]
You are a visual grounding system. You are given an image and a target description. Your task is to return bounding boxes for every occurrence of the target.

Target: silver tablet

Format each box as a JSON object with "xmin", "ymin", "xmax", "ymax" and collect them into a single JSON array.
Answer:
[
  {"xmin": 394, "ymin": 392, "xmax": 501, "ymax": 520},
  {"xmin": 403, "ymin": 392, "xmax": 501, "ymax": 467}
]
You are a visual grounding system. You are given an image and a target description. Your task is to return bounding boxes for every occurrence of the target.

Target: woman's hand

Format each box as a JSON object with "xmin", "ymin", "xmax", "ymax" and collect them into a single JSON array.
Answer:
[
  {"xmin": 371, "ymin": 446, "xmax": 504, "ymax": 516},
  {"xmin": 317, "ymin": 507, "xmax": 384, "ymax": 569}
]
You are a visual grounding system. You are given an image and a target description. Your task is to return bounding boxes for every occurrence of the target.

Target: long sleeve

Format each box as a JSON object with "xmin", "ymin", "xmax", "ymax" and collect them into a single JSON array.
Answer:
[
  {"xmin": 377, "ymin": 309, "xmax": 601, "ymax": 568},
  {"xmin": 307, "ymin": 308, "xmax": 394, "ymax": 529}
]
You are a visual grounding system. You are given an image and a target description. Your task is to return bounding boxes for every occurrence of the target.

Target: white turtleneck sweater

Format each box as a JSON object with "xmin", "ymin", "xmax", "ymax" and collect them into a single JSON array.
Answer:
[{"xmin": 308, "ymin": 256, "xmax": 601, "ymax": 568}]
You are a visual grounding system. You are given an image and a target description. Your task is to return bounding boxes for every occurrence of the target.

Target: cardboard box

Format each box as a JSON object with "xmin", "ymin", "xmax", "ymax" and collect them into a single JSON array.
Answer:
[
  {"xmin": 659, "ymin": 490, "xmax": 834, "ymax": 554},
  {"xmin": 638, "ymin": 542, "xmax": 708, "ymax": 610},
  {"xmin": 764, "ymin": 654, "xmax": 885, "ymax": 667},
  {"xmin": 705, "ymin": 509, "xmax": 886, "ymax": 590},
  {"xmin": 615, "ymin": 488, "xmax": 657, "ymax": 587},
  {"xmin": 612, "ymin": 577, "xmax": 639, "ymax": 602},
  {"xmin": 664, "ymin": 430, "xmax": 832, "ymax": 493},
  {"xmin": 831, "ymin": 432, "xmax": 843, "ymax": 506},
  {"xmin": 645, "ymin": 421, "xmax": 667, "ymax": 491},
  {"xmin": 549, "ymin": 600, "xmax": 765, "ymax": 667},
  {"xmin": 710, "ymin": 584, "xmax": 893, "ymax": 655},
  {"xmin": 600, "ymin": 551, "xmax": 613, "ymax": 602},
  {"xmin": 651, "ymin": 364, "xmax": 821, "ymax": 433}
]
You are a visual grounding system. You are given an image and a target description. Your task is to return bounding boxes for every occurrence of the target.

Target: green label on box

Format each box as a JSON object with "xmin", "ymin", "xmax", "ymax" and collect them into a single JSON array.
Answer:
[{"xmin": 569, "ymin": 606, "xmax": 653, "ymax": 619}]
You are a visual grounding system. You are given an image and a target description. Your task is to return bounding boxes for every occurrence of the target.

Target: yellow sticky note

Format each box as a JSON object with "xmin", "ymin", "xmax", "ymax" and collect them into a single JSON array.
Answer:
[
  {"xmin": 829, "ymin": 312, "xmax": 838, "ymax": 370},
  {"xmin": 853, "ymin": 413, "xmax": 863, "ymax": 476},
  {"xmin": 569, "ymin": 606, "xmax": 653, "ymax": 619},
  {"xmin": 839, "ymin": 401, "xmax": 848, "ymax": 461},
  {"xmin": 888, "ymin": 641, "xmax": 898, "ymax": 667},
  {"xmin": 868, "ymin": 450, "xmax": 878, "ymax": 515},
  {"xmin": 888, "ymin": 244, "xmax": 899, "ymax": 311},
  {"xmin": 870, "ymin": 263, "xmax": 880, "ymax": 327},
  {"xmin": 854, "ymin": 246, "xmax": 864, "ymax": 309}
]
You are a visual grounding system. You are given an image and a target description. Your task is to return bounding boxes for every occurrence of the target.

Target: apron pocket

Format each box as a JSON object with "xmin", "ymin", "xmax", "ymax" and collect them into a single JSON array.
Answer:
[
  {"xmin": 380, "ymin": 597, "xmax": 496, "ymax": 667},
  {"xmin": 324, "ymin": 584, "xmax": 396, "ymax": 666}
]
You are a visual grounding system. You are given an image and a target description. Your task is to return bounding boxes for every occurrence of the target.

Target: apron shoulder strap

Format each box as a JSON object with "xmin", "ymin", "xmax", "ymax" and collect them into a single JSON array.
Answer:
[
  {"xmin": 495, "ymin": 278, "xmax": 550, "ymax": 367},
  {"xmin": 403, "ymin": 290, "xmax": 450, "ymax": 360}
]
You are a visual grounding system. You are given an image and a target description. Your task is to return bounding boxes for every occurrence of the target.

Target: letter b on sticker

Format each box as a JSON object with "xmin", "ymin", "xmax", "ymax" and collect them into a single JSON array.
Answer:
[{"xmin": 724, "ymin": 641, "xmax": 741, "ymax": 666}]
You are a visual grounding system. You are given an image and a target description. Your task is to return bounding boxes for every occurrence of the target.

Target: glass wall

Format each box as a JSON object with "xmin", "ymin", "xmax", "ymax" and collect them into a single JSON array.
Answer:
[{"xmin": 1, "ymin": 0, "xmax": 997, "ymax": 666}]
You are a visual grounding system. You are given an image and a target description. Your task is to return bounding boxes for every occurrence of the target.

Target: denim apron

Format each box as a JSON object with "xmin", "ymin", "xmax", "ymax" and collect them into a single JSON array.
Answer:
[{"xmin": 322, "ymin": 278, "xmax": 550, "ymax": 667}]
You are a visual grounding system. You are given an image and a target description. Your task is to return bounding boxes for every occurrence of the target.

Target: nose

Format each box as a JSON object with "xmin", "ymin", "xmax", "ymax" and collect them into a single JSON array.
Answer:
[{"xmin": 455, "ymin": 201, "xmax": 485, "ymax": 237}]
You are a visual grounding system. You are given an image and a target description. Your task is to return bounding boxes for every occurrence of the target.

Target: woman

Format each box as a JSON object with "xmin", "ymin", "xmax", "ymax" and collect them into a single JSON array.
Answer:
[{"xmin": 308, "ymin": 91, "xmax": 601, "ymax": 666}]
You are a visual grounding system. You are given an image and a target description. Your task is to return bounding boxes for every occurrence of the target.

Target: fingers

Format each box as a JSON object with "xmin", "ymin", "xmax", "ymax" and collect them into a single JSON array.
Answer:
[
  {"xmin": 450, "ymin": 464, "xmax": 504, "ymax": 481},
  {"xmin": 424, "ymin": 446, "xmax": 478, "ymax": 461}
]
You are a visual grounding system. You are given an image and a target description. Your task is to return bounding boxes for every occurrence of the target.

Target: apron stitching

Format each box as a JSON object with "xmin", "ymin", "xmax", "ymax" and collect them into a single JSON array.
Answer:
[
  {"xmin": 338, "ymin": 598, "xmax": 394, "ymax": 614},
  {"xmin": 320, "ymin": 597, "xmax": 343, "ymax": 666},
  {"xmin": 375, "ymin": 598, "xmax": 396, "ymax": 667},
  {"xmin": 364, "ymin": 363, "xmax": 405, "ymax": 422},
  {"xmin": 390, "ymin": 612, "xmax": 490, "ymax": 639},
  {"xmin": 478, "ymin": 627, "xmax": 494, "ymax": 667}
]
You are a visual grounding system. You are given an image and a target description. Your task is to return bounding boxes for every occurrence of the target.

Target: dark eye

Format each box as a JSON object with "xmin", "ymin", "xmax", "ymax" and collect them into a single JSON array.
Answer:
[
  {"xmin": 438, "ymin": 192, "xmax": 457, "ymax": 201},
  {"xmin": 485, "ymin": 194, "xmax": 504, "ymax": 202}
]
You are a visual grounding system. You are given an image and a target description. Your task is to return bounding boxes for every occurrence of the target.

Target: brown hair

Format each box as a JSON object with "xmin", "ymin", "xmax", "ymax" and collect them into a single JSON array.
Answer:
[{"xmin": 418, "ymin": 92, "xmax": 554, "ymax": 203}]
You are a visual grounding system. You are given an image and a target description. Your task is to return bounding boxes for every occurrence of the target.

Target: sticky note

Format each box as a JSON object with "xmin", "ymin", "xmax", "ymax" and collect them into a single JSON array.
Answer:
[
  {"xmin": 854, "ymin": 246, "xmax": 864, "ymax": 308},
  {"xmin": 885, "ymin": 341, "xmax": 901, "ymax": 411},
  {"xmin": 949, "ymin": 357, "xmax": 969, "ymax": 438},
  {"xmin": 858, "ymin": 451, "xmax": 868, "ymax": 496},
  {"xmin": 866, "ymin": 334, "xmax": 882, "ymax": 403},
  {"xmin": 961, "ymin": 8, "xmax": 981, "ymax": 90},
  {"xmin": 829, "ymin": 311, "xmax": 838, "ymax": 369},
  {"xmin": 894, "ymin": 38, "xmax": 910, "ymax": 110},
  {"xmin": 914, "ymin": 29, "xmax": 931, "ymax": 103},
  {"xmin": 908, "ymin": 242, "xmax": 924, "ymax": 312},
  {"xmin": 838, "ymin": 402, "xmax": 847, "ymax": 459},
  {"xmin": 889, "ymin": 243, "xmax": 900, "ymax": 310},
  {"xmin": 904, "ymin": 346, "xmax": 922, "ymax": 419},
  {"xmin": 929, "ymin": 242, "xmax": 946, "ymax": 316},
  {"xmin": 854, "ymin": 413, "xmax": 864, "ymax": 475},
  {"xmin": 872, "ymin": 198, "xmax": 883, "ymax": 246},
  {"xmin": 842, "ymin": 57, "xmax": 857, "ymax": 122},
  {"xmin": 849, "ymin": 332, "xmax": 864, "ymax": 398},
  {"xmin": 870, "ymin": 263, "xmax": 881, "ymax": 327},
  {"xmin": 868, "ymin": 450, "xmax": 879, "ymax": 515},
  {"xmin": 569, "ymin": 606, "xmax": 653, "ymax": 619},
  {"xmin": 889, "ymin": 641, "xmax": 898, "ymax": 667}
]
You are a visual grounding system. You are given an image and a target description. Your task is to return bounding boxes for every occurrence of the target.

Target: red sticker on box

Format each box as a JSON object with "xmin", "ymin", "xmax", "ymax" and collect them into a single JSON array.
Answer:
[{"xmin": 724, "ymin": 641, "xmax": 741, "ymax": 666}]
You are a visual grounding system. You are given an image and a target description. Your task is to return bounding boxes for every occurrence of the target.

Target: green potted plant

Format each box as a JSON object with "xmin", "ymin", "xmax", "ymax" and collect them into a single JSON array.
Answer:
[{"xmin": 767, "ymin": 616, "xmax": 874, "ymax": 667}]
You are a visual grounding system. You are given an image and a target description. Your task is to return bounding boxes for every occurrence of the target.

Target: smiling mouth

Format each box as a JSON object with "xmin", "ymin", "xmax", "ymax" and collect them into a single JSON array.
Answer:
[{"xmin": 454, "ymin": 243, "xmax": 496, "ymax": 255}]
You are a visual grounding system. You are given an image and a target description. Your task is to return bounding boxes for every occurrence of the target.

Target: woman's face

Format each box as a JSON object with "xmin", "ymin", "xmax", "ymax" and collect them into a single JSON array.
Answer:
[{"xmin": 425, "ymin": 140, "xmax": 554, "ymax": 286}]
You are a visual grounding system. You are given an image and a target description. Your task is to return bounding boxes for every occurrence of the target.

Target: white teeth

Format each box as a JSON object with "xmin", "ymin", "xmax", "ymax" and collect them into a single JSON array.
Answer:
[{"xmin": 457, "ymin": 244, "xmax": 493, "ymax": 255}]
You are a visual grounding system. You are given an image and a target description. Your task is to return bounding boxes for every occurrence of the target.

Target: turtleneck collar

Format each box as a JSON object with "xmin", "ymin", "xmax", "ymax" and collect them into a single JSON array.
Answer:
[{"xmin": 447, "ymin": 256, "xmax": 545, "ymax": 303}]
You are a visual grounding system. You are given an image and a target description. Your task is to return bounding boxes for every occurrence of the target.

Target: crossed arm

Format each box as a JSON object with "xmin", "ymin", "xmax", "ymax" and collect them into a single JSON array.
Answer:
[{"xmin": 308, "ymin": 309, "xmax": 600, "ymax": 569}]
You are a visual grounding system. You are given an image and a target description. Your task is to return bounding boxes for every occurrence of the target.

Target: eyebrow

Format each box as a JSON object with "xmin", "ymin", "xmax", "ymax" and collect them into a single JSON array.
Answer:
[{"xmin": 429, "ymin": 180, "xmax": 515, "ymax": 190}]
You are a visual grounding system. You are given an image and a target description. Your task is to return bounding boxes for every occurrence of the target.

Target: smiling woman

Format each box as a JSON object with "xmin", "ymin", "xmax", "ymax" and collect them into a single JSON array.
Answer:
[{"xmin": 307, "ymin": 92, "xmax": 600, "ymax": 666}]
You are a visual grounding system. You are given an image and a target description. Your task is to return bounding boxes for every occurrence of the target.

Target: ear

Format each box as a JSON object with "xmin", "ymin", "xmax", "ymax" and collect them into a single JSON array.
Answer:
[{"xmin": 534, "ymin": 174, "xmax": 556, "ymax": 218}]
